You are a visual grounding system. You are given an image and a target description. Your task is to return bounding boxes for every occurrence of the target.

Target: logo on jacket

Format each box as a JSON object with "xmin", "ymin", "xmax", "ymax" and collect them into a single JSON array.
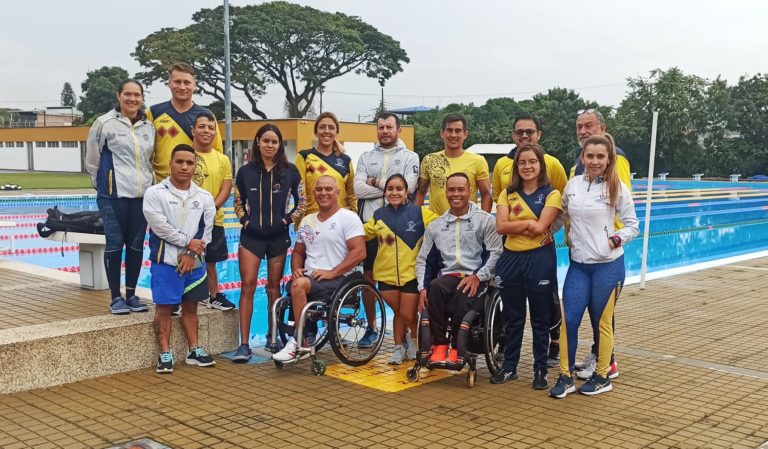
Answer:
[
  {"xmin": 394, "ymin": 159, "xmax": 401, "ymax": 165},
  {"xmin": 329, "ymin": 222, "xmax": 337, "ymax": 230},
  {"xmin": 335, "ymin": 158, "xmax": 345, "ymax": 167},
  {"xmin": 535, "ymin": 193, "xmax": 545, "ymax": 205},
  {"xmin": 406, "ymin": 221, "xmax": 417, "ymax": 232},
  {"xmin": 465, "ymin": 220, "xmax": 474, "ymax": 232},
  {"xmin": 272, "ymin": 183, "xmax": 281, "ymax": 194},
  {"xmin": 191, "ymin": 200, "xmax": 200, "ymax": 210}
]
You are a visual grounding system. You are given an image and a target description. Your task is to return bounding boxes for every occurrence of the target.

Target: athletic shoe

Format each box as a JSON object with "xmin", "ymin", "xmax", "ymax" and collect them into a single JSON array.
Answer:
[
  {"xmin": 265, "ymin": 335, "xmax": 284, "ymax": 352},
  {"xmin": 490, "ymin": 368, "xmax": 518, "ymax": 384},
  {"xmin": 171, "ymin": 304, "xmax": 181, "ymax": 317},
  {"xmin": 533, "ymin": 368, "xmax": 549, "ymax": 390},
  {"xmin": 272, "ymin": 337, "xmax": 309, "ymax": 362},
  {"xmin": 388, "ymin": 345, "xmax": 406, "ymax": 365},
  {"xmin": 125, "ymin": 296, "xmax": 149, "ymax": 312},
  {"xmin": 446, "ymin": 348, "xmax": 459, "ymax": 364},
  {"xmin": 578, "ymin": 373, "xmax": 613, "ymax": 396},
  {"xmin": 206, "ymin": 292, "xmax": 235, "ymax": 311},
  {"xmin": 358, "ymin": 327, "xmax": 379, "ymax": 348},
  {"xmin": 574, "ymin": 352, "xmax": 595, "ymax": 370},
  {"xmin": 575, "ymin": 354, "xmax": 597, "ymax": 380},
  {"xmin": 185, "ymin": 347, "xmax": 216, "ymax": 367},
  {"xmin": 607, "ymin": 360, "xmax": 620, "ymax": 379},
  {"xmin": 109, "ymin": 297, "xmax": 131, "ymax": 315},
  {"xmin": 429, "ymin": 345, "xmax": 449, "ymax": 364},
  {"xmin": 156, "ymin": 352, "xmax": 174, "ymax": 373},
  {"xmin": 546, "ymin": 342, "xmax": 560, "ymax": 368},
  {"xmin": 549, "ymin": 374, "xmax": 576, "ymax": 399},
  {"xmin": 406, "ymin": 338, "xmax": 418, "ymax": 361},
  {"xmin": 232, "ymin": 344, "xmax": 252, "ymax": 364}
]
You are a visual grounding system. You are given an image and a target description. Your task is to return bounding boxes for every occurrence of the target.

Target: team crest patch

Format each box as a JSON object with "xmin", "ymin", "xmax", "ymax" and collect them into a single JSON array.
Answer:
[{"xmin": 512, "ymin": 204, "xmax": 524, "ymax": 216}]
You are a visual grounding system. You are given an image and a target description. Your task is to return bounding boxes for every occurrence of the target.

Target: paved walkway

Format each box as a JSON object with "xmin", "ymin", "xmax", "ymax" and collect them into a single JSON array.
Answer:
[{"xmin": 0, "ymin": 259, "xmax": 767, "ymax": 448}]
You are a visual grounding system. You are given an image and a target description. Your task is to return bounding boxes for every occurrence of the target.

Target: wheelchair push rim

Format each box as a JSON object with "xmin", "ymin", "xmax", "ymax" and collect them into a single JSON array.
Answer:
[{"xmin": 328, "ymin": 281, "xmax": 386, "ymax": 366}]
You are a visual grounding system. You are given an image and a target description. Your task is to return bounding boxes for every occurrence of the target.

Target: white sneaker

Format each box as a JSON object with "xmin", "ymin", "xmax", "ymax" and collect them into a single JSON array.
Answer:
[
  {"xmin": 272, "ymin": 337, "xmax": 305, "ymax": 362},
  {"xmin": 388, "ymin": 345, "xmax": 406, "ymax": 365},
  {"xmin": 406, "ymin": 338, "xmax": 418, "ymax": 360},
  {"xmin": 574, "ymin": 352, "xmax": 596, "ymax": 370},
  {"xmin": 575, "ymin": 353, "xmax": 597, "ymax": 380}
]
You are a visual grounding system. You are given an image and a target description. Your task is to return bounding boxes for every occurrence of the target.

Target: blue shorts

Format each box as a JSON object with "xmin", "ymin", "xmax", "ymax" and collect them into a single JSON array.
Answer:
[{"xmin": 150, "ymin": 263, "xmax": 209, "ymax": 305}]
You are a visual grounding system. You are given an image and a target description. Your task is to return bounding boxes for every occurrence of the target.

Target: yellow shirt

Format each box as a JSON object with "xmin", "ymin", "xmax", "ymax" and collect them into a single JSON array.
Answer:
[
  {"xmin": 193, "ymin": 150, "xmax": 232, "ymax": 226},
  {"xmin": 493, "ymin": 152, "xmax": 567, "ymax": 202},
  {"xmin": 498, "ymin": 186, "xmax": 562, "ymax": 252},
  {"xmin": 146, "ymin": 102, "xmax": 224, "ymax": 182},
  {"xmin": 295, "ymin": 148, "xmax": 357, "ymax": 226},
  {"xmin": 419, "ymin": 150, "xmax": 490, "ymax": 215}
]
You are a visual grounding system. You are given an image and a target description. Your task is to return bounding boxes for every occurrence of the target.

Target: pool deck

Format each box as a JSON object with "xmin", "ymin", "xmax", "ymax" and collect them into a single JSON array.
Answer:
[{"xmin": 0, "ymin": 258, "xmax": 767, "ymax": 448}]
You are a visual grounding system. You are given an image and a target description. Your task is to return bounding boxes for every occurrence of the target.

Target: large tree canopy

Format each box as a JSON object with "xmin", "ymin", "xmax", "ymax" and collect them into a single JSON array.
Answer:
[
  {"xmin": 133, "ymin": 1, "xmax": 409, "ymax": 119},
  {"xmin": 77, "ymin": 66, "xmax": 129, "ymax": 123}
]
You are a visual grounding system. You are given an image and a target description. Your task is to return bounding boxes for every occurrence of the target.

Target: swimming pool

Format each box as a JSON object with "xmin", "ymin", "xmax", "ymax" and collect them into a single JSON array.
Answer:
[{"xmin": 1, "ymin": 179, "xmax": 767, "ymax": 344}]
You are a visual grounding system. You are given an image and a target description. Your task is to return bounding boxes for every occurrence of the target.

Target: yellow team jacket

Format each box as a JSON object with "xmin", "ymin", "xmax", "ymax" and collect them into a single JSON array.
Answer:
[
  {"xmin": 295, "ymin": 148, "xmax": 357, "ymax": 227},
  {"xmin": 363, "ymin": 204, "xmax": 438, "ymax": 286}
]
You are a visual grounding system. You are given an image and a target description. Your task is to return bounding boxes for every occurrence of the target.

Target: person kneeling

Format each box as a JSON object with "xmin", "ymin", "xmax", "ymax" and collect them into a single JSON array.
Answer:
[
  {"xmin": 272, "ymin": 176, "xmax": 366, "ymax": 362},
  {"xmin": 415, "ymin": 173, "xmax": 502, "ymax": 366},
  {"xmin": 144, "ymin": 144, "xmax": 218, "ymax": 374}
]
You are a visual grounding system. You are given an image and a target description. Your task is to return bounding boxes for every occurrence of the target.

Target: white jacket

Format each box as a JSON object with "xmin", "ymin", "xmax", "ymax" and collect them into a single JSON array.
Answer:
[
  {"xmin": 563, "ymin": 175, "xmax": 639, "ymax": 264},
  {"xmin": 143, "ymin": 178, "xmax": 215, "ymax": 266},
  {"xmin": 354, "ymin": 139, "xmax": 419, "ymax": 222}
]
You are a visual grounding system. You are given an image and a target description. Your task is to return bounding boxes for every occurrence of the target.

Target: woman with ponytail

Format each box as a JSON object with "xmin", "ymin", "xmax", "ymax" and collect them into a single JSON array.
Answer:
[
  {"xmin": 549, "ymin": 133, "xmax": 639, "ymax": 399},
  {"xmin": 294, "ymin": 112, "xmax": 357, "ymax": 226}
]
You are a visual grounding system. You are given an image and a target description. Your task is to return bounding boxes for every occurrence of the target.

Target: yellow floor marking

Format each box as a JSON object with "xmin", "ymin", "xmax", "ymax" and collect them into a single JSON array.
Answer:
[{"xmin": 324, "ymin": 355, "xmax": 461, "ymax": 392}]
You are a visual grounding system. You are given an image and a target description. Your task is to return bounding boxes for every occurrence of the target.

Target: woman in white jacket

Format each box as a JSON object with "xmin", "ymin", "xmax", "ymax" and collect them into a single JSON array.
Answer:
[{"xmin": 550, "ymin": 134, "xmax": 639, "ymax": 399}]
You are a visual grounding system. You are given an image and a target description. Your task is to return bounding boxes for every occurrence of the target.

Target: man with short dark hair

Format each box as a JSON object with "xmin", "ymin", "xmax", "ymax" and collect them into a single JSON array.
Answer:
[
  {"xmin": 191, "ymin": 112, "xmax": 235, "ymax": 311},
  {"xmin": 415, "ymin": 113, "xmax": 492, "ymax": 214},
  {"xmin": 143, "ymin": 144, "xmax": 217, "ymax": 373},
  {"xmin": 354, "ymin": 111, "xmax": 420, "ymax": 350},
  {"xmin": 272, "ymin": 175, "xmax": 366, "ymax": 362},
  {"xmin": 147, "ymin": 63, "xmax": 224, "ymax": 182},
  {"xmin": 415, "ymin": 173, "xmax": 502, "ymax": 365}
]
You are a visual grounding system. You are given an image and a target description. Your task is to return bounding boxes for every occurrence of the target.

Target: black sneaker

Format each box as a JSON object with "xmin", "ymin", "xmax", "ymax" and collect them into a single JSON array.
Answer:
[
  {"xmin": 490, "ymin": 368, "xmax": 518, "ymax": 384},
  {"xmin": 546, "ymin": 342, "xmax": 560, "ymax": 368},
  {"xmin": 533, "ymin": 368, "xmax": 549, "ymax": 390},
  {"xmin": 171, "ymin": 304, "xmax": 181, "ymax": 317},
  {"xmin": 207, "ymin": 293, "xmax": 235, "ymax": 311},
  {"xmin": 156, "ymin": 352, "xmax": 174, "ymax": 374},
  {"xmin": 185, "ymin": 346, "xmax": 216, "ymax": 367},
  {"xmin": 232, "ymin": 344, "xmax": 252, "ymax": 364}
]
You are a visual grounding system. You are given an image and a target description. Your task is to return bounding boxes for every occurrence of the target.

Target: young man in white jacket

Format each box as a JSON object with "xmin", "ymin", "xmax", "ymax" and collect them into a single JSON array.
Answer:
[{"xmin": 143, "ymin": 144, "xmax": 217, "ymax": 374}]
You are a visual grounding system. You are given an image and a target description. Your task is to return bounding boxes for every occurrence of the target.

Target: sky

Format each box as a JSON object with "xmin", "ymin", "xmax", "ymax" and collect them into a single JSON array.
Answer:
[{"xmin": 2, "ymin": 0, "xmax": 768, "ymax": 122}]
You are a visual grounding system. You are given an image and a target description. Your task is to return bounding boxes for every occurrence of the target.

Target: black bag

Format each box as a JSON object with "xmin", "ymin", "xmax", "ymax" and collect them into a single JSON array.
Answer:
[{"xmin": 36, "ymin": 206, "xmax": 104, "ymax": 238}]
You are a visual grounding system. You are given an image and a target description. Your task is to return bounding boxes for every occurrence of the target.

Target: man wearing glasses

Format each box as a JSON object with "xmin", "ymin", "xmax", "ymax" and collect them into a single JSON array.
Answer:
[
  {"xmin": 492, "ymin": 113, "xmax": 567, "ymax": 369},
  {"xmin": 570, "ymin": 108, "xmax": 632, "ymax": 381}
]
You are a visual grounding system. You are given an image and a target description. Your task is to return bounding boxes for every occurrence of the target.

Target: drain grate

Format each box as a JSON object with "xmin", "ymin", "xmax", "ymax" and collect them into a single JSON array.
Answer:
[{"xmin": 107, "ymin": 438, "xmax": 171, "ymax": 449}]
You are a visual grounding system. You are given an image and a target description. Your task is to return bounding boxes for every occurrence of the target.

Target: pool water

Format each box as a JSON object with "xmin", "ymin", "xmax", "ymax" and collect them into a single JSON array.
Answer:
[{"xmin": 2, "ymin": 180, "xmax": 767, "ymax": 344}]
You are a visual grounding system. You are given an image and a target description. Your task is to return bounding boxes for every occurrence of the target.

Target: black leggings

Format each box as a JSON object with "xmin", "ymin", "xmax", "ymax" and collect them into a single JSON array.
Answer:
[{"xmin": 97, "ymin": 197, "xmax": 146, "ymax": 300}]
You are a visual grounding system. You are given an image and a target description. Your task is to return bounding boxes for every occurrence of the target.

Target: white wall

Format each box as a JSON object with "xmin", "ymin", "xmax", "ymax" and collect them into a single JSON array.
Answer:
[
  {"xmin": 0, "ymin": 148, "xmax": 28, "ymax": 170},
  {"xmin": 33, "ymin": 147, "xmax": 81, "ymax": 172},
  {"xmin": 342, "ymin": 141, "xmax": 375, "ymax": 169}
]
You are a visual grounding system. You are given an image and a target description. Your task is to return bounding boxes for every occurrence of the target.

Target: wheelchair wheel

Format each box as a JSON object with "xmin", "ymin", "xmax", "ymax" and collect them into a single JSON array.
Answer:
[
  {"xmin": 483, "ymin": 289, "xmax": 506, "ymax": 377},
  {"xmin": 275, "ymin": 297, "xmax": 330, "ymax": 351},
  {"xmin": 328, "ymin": 280, "xmax": 386, "ymax": 366}
]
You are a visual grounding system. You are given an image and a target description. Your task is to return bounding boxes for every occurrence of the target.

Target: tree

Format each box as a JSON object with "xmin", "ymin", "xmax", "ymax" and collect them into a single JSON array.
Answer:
[
  {"xmin": 529, "ymin": 88, "xmax": 604, "ymax": 166},
  {"xmin": 613, "ymin": 67, "xmax": 709, "ymax": 176},
  {"xmin": 77, "ymin": 66, "xmax": 129, "ymax": 123},
  {"xmin": 60, "ymin": 82, "xmax": 76, "ymax": 107},
  {"xmin": 133, "ymin": 2, "xmax": 410, "ymax": 119},
  {"xmin": 728, "ymin": 74, "xmax": 768, "ymax": 175}
]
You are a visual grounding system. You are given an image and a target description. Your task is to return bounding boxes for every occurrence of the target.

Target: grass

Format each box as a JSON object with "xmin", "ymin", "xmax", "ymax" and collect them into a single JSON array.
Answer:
[{"xmin": 0, "ymin": 172, "xmax": 93, "ymax": 189}]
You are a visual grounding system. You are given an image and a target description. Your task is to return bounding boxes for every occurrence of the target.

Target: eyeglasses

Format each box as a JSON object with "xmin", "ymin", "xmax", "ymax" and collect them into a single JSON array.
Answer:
[
  {"xmin": 513, "ymin": 129, "xmax": 537, "ymax": 137},
  {"xmin": 577, "ymin": 108, "xmax": 597, "ymax": 115}
]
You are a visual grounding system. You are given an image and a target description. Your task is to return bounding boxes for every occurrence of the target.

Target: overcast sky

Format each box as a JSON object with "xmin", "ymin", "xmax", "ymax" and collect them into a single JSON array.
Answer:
[{"xmin": 2, "ymin": 0, "xmax": 767, "ymax": 122}]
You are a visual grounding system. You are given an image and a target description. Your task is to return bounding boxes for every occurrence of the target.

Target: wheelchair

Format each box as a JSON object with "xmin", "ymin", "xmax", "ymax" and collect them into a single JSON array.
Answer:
[
  {"xmin": 270, "ymin": 272, "xmax": 387, "ymax": 375},
  {"xmin": 405, "ymin": 285, "xmax": 506, "ymax": 387}
]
